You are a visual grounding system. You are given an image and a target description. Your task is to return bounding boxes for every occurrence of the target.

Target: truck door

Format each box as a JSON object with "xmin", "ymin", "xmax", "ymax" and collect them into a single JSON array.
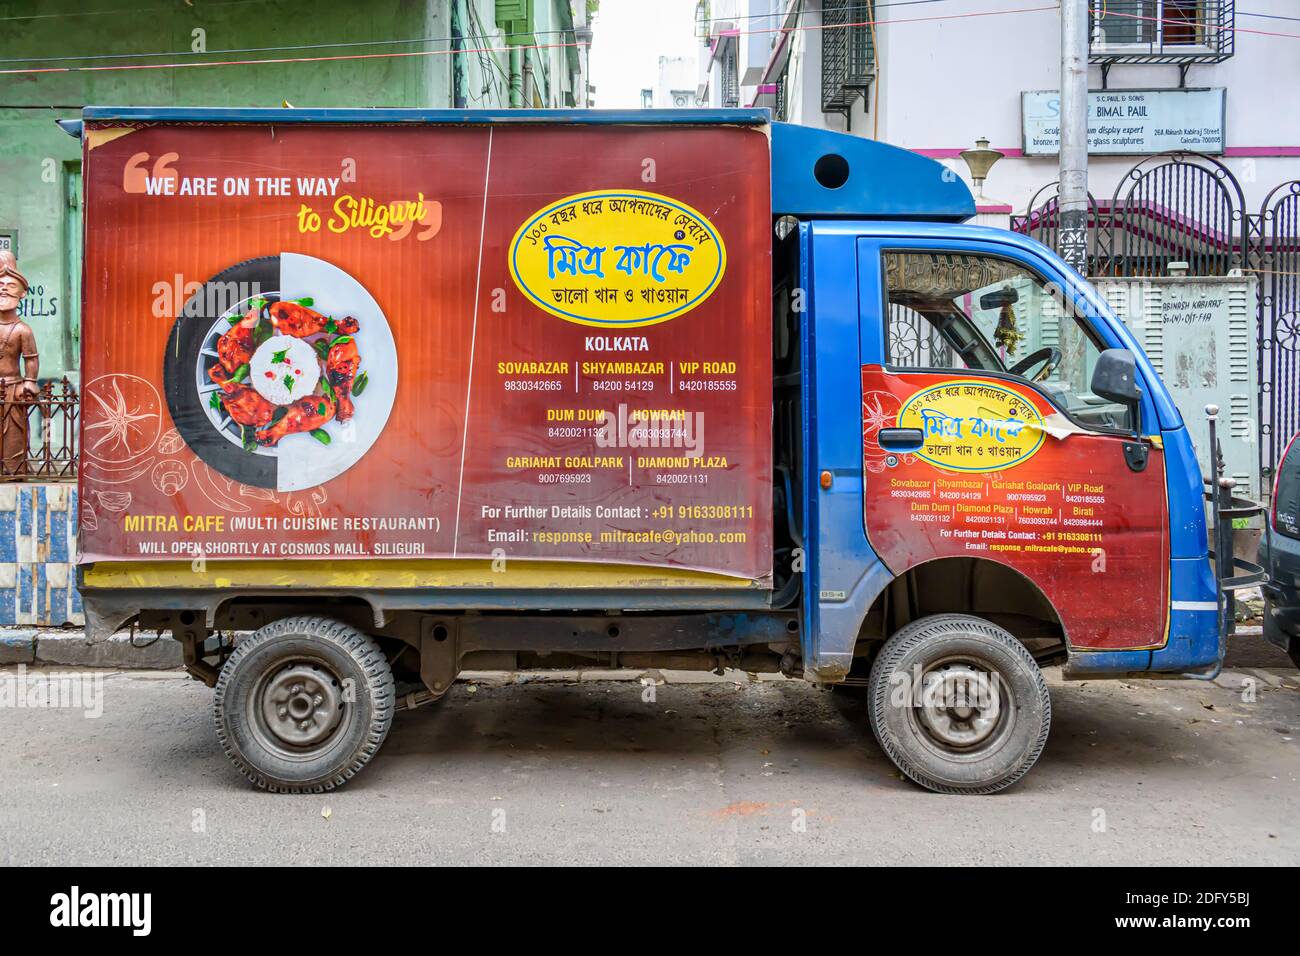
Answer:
[{"xmin": 858, "ymin": 241, "xmax": 1171, "ymax": 651}]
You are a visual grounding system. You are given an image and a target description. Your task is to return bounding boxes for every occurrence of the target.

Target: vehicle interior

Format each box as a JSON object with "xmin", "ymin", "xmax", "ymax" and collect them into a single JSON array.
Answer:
[{"xmin": 882, "ymin": 250, "xmax": 1134, "ymax": 432}]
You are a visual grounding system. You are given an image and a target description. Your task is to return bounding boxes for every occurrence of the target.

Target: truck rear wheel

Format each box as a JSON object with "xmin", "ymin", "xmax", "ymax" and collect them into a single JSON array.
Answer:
[
  {"xmin": 867, "ymin": 614, "xmax": 1050, "ymax": 794},
  {"xmin": 213, "ymin": 616, "xmax": 394, "ymax": 793}
]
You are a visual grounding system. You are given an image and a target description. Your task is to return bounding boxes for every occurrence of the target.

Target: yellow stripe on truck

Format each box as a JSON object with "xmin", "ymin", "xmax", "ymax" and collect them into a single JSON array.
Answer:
[{"xmin": 80, "ymin": 559, "xmax": 763, "ymax": 591}]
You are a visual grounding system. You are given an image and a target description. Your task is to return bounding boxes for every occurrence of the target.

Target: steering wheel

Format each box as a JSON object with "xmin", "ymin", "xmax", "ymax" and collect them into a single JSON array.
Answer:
[{"xmin": 1008, "ymin": 346, "xmax": 1062, "ymax": 383}]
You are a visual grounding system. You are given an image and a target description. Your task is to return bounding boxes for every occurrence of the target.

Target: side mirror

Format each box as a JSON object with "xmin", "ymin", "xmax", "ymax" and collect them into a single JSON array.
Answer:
[{"xmin": 1091, "ymin": 348, "xmax": 1141, "ymax": 431}]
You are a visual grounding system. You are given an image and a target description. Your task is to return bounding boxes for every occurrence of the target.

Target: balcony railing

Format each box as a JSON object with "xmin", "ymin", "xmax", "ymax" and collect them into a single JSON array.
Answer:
[
  {"xmin": 0, "ymin": 379, "xmax": 79, "ymax": 481},
  {"xmin": 822, "ymin": 0, "xmax": 874, "ymax": 118},
  {"xmin": 1090, "ymin": 0, "xmax": 1234, "ymax": 68},
  {"xmin": 720, "ymin": 43, "xmax": 740, "ymax": 108}
]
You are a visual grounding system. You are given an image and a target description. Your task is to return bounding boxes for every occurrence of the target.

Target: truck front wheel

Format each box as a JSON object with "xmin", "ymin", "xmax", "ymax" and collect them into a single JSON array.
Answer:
[
  {"xmin": 866, "ymin": 614, "xmax": 1050, "ymax": 794},
  {"xmin": 213, "ymin": 616, "xmax": 395, "ymax": 793}
]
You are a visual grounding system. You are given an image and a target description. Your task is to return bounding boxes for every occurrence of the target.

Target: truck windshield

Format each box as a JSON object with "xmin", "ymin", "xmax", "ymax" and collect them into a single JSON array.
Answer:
[{"xmin": 882, "ymin": 250, "xmax": 1132, "ymax": 431}]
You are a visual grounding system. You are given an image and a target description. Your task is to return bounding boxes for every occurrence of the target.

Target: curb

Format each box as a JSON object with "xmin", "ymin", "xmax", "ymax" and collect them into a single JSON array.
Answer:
[
  {"xmin": 1, "ymin": 628, "xmax": 183, "ymax": 669},
  {"xmin": 0, "ymin": 629, "xmax": 37, "ymax": 664}
]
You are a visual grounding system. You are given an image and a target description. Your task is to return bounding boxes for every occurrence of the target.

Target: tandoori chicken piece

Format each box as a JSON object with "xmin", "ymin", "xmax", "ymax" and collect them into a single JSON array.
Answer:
[
  {"xmin": 254, "ymin": 393, "xmax": 336, "ymax": 446},
  {"xmin": 209, "ymin": 308, "xmax": 258, "ymax": 382},
  {"xmin": 217, "ymin": 379, "xmax": 276, "ymax": 427},
  {"xmin": 268, "ymin": 301, "xmax": 359, "ymax": 338},
  {"xmin": 326, "ymin": 337, "xmax": 360, "ymax": 422}
]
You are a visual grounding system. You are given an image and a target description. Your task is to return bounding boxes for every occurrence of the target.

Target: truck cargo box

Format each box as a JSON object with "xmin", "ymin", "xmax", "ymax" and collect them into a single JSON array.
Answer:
[{"xmin": 77, "ymin": 111, "xmax": 773, "ymax": 584}]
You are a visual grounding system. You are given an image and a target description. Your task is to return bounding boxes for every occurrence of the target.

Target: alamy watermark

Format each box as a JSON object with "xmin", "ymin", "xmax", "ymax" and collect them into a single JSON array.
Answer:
[
  {"xmin": 594, "ymin": 403, "xmax": 704, "ymax": 457},
  {"xmin": 0, "ymin": 664, "xmax": 104, "ymax": 718}
]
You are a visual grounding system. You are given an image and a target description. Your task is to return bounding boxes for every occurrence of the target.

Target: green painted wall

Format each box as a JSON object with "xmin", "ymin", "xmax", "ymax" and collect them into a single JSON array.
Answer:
[
  {"xmin": 0, "ymin": 0, "xmax": 578, "ymax": 380},
  {"xmin": 0, "ymin": 0, "xmax": 458, "ymax": 381},
  {"xmin": 0, "ymin": 0, "xmax": 449, "ymax": 109}
]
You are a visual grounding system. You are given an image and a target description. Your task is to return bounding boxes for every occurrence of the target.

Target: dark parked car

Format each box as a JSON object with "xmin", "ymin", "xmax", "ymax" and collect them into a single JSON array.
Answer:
[{"xmin": 1260, "ymin": 431, "xmax": 1300, "ymax": 668}]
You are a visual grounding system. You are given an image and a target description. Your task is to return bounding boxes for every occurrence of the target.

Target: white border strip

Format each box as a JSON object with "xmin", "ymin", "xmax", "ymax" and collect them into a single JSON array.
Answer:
[
  {"xmin": 1171, "ymin": 600, "xmax": 1218, "ymax": 612},
  {"xmin": 452, "ymin": 128, "xmax": 493, "ymax": 557}
]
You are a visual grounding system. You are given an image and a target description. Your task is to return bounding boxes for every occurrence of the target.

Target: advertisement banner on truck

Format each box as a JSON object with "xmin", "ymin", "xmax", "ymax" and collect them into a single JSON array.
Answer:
[
  {"xmin": 78, "ymin": 122, "xmax": 773, "ymax": 580},
  {"xmin": 861, "ymin": 367, "xmax": 1171, "ymax": 650}
]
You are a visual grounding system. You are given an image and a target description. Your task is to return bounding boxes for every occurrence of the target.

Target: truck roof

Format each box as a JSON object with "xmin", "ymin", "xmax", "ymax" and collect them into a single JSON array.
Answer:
[{"xmin": 70, "ymin": 106, "xmax": 975, "ymax": 224}]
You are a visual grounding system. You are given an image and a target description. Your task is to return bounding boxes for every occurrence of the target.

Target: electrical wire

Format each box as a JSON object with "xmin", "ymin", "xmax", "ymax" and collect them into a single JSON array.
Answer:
[
  {"xmin": 721, "ymin": 2, "xmax": 1062, "ymax": 39},
  {"xmin": 692, "ymin": 0, "xmax": 1300, "ymax": 31},
  {"xmin": 728, "ymin": 3, "xmax": 1300, "ymax": 44},
  {"xmin": 1237, "ymin": 10, "xmax": 1300, "ymax": 23},
  {"xmin": 461, "ymin": 1, "xmax": 506, "ymax": 104},
  {"xmin": 0, "ymin": 0, "xmax": 270, "ymax": 22},
  {"xmin": 0, "ymin": 37, "xmax": 585, "ymax": 77},
  {"xmin": 467, "ymin": 0, "xmax": 512, "ymax": 100},
  {"xmin": 0, "ymin": 29, "xmax": 579, "ymax": 66},
  {"xmin": 5, "ymin": 2, "xmax": 1295, "ymax": 79},
  {"xmin": 0, "ymin": 4, "xmax": 1063, "ymax": 77},
  {"xmin": 695, "ymin": 0, "xmax": 948, "ymax": 33}
]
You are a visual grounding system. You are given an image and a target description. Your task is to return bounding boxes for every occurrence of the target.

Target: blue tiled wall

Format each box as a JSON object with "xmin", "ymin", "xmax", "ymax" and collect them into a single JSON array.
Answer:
[{"xmin": 0, "ymin": 484, "xmax": 83, "ymax": 626}]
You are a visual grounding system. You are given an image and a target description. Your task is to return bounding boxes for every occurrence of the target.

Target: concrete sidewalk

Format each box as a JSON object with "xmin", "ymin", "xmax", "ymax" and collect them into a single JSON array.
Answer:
[{"xmin": 0, "ymin": 627, "xmax": 182, "ymax": 669}]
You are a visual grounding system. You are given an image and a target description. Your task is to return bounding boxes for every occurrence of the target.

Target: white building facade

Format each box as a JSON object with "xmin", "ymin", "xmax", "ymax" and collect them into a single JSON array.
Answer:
[
  {"xmin": 697, "ymin": 0, "xmax": 1300, "ymax": 219},
  {"xmin": 696, "ymin": 0, "xmax": 1300, "ymax": 493},
  {"xmin": 643, "ymin": 55, "xmax": 700, "ymax": 108}
]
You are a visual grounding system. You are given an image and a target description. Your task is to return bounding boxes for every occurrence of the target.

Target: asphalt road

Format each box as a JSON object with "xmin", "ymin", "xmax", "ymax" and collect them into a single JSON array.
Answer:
[{"xmin": 1, "ymin": 663, "xmax": 1297, "ymax": 866}]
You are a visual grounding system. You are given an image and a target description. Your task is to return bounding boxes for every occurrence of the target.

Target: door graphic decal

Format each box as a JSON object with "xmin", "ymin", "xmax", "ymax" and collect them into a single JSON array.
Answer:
[{"xmin": 863, "ymin": 366, "xmax": 1170, "ymax": 650}]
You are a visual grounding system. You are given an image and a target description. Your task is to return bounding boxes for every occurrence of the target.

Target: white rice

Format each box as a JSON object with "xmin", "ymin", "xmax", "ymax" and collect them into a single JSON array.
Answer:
[{"xmin": 249, "ymin": 334, "xmax": 321, "ymax": 406}]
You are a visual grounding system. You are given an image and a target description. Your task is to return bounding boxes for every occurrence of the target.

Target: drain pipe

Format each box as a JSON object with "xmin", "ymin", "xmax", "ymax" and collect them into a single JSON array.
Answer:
[
  {"xmin": 522, "ymin": 49, "xmax": 534, "ymax": 107},
  {"xmin": 508, "ymin": 45, "xmax": 524, "ymax": 108}
]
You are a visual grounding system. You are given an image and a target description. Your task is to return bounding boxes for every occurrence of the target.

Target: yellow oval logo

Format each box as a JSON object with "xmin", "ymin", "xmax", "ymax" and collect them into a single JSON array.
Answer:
[
  {"xmin": 897, "ymin": 380, "xmax": 1046, "ymax": 473},
  {"xmin": 508, "ymin": 189, "xmax": 727, "ymax": 328}
]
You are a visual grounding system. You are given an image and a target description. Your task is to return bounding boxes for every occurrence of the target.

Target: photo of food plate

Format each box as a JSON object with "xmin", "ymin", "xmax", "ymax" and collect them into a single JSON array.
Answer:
[{"xmin": 163, "ymin": 254, "xmax": 398, "ymax": 492}]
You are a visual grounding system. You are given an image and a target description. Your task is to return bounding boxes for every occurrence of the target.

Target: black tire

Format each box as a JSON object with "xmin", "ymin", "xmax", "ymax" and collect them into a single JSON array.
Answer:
[
  {"xmin": 867, "ymin": 613, "xmax": 1050, "ymax": 795},
  {"xmin": 214, "ymin": 615, "xmax": 394, "ymax": 793}
]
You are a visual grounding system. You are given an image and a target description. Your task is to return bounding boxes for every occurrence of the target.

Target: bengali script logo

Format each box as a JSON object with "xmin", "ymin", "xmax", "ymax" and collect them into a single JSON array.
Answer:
[
  {"xmin": 508, "ymin": 189, "xmax": 726, "ymax": 328},
  {"xmin": 897, "ymin": 380, "xmax": 1046, "ymax": 473}
]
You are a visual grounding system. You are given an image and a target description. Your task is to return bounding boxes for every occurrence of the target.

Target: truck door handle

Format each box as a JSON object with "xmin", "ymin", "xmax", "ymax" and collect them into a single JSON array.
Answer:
[{"xmin": 877, "ymin": 427, "xmax": 924, "ymax": 451}]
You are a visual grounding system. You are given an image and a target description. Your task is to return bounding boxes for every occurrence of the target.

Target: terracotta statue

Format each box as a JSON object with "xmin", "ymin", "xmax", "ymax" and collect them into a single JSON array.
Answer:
[{"xmin": 0, "ymin": 253, "xmax": 40, "ymax": 476}]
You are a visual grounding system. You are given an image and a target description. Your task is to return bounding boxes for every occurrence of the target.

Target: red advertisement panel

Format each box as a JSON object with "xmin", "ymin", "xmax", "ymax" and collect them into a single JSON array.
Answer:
[
  {"xmin": 862, "ymin": 366, "xmax": 1169, "ymax": 650},
  {"xmin": 78, "ymin": 123, "xmax": 772, "ymax": 580}
]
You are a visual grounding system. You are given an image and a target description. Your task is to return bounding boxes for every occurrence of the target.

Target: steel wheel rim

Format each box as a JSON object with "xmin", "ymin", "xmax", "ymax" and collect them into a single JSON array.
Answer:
[
  {"xmin": 248, "ymin": 657, "xmax": 348, "ymax": 758},
  {"xmin": 908, "ymin": 654, "xmax": 1015, "ymax": 760}
]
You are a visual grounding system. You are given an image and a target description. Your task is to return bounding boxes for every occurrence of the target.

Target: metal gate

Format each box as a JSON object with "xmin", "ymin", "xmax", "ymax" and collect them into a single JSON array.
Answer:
[
  {"xmin": 1254, "ymin": 181, "xmax": 1300, "ymax": 482},
  {"xmin": 1013, "ymin": 152, "xmax": 1300, "ymax": 486}
]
